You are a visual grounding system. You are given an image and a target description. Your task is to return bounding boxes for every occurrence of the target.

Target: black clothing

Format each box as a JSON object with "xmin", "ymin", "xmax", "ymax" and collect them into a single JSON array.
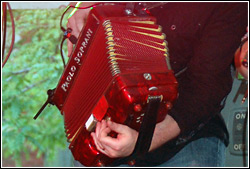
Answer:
[{"xmin": 135, "ymin": 2, "xmax": 248, "ymax": 166}]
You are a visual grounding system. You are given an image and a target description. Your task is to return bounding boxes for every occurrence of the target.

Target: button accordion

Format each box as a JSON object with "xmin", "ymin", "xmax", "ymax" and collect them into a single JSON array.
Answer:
[{"xmin": 44, "ymin": 4, "xmax": 178, "ymax": 167}]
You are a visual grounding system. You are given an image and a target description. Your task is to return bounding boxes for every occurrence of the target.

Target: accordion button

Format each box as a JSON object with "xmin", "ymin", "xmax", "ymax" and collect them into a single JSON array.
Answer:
[
  {"xmin": 134, "ymin": 104, "xmax": 142, "ymax": 112},
  {"xmin": 171, "ymin": 25, "xmax": 176, "ymax": 30},
  {"xmin": 143, "ymin": 73, "xmax": 152, "ymax": 80}
]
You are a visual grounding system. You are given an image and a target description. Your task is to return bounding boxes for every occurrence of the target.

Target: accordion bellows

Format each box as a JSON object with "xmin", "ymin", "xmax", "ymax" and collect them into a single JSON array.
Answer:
[{"xmin": 51, "ymin": 4, "xmax": 178, "ymax": 166}]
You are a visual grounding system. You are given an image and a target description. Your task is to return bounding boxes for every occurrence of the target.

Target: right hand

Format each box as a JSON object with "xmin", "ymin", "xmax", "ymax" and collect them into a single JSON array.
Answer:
[
  {"xmin": 91, "ymin": 120, "xmax": 139, "ymax": 158},
  {"xmin": 67, "ymin": 2, "xmax": 96, "ymax": 56}
]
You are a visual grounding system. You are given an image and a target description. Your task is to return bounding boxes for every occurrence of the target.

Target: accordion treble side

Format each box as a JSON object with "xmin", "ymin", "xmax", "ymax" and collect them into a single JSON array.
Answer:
[{"xmin": 51, "ymin": 4, "xmax": 178, "ymax": 166}]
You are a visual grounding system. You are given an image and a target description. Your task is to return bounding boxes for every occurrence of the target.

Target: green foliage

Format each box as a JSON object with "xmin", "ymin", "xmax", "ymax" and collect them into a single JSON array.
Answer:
[{"xmin": 2, "ymin": 8, "xmax": 70, "ymax": 166}]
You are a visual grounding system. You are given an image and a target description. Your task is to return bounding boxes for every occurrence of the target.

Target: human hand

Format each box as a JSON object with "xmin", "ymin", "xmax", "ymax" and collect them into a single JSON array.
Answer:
[
  {"xmin": 67, "ymin": 2, "xmax": 95, "ymax": 56},
  {"xmin": 91, "ymin": 120, "xmax": 138, "ymax": 158}
]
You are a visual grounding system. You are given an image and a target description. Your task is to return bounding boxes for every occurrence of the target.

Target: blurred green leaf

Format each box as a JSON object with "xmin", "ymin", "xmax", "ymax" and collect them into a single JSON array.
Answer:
[{"xmin": 2, "ymin": 7, "xmax": 69, "ymax": 166}]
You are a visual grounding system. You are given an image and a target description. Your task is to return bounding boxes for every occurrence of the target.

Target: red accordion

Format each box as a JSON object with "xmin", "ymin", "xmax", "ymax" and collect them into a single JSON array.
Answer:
[{"xmin": 50, "ymin": 4, "xmax": 178, "ymax": 166}]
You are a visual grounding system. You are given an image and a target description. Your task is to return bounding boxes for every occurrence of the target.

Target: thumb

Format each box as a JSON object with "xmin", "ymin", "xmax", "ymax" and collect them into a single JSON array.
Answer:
[{"xmin": 107, "ymin": 121, "xmax": 127, "ymax": 134}]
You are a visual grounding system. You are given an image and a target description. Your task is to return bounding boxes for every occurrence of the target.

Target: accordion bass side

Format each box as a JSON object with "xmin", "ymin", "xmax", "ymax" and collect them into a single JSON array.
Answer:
[{"xmin": 51, "ymin": 4, "xmax": 178, "ymax": 166}]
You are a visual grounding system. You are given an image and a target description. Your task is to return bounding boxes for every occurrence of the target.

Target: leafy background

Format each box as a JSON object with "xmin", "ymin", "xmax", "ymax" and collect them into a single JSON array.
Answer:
[
  {"xmin": 2, "ymin": 7, "xmax": 73, "ymax": 167},
  {"xmin": 1, "ymin": 2, "xmax": 249, "ymax": 168}
]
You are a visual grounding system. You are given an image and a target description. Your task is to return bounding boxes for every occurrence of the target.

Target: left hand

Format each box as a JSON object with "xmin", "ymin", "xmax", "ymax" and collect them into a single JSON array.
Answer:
[
  {"xmin": 91, "ymin": 120, "xmax": 138, "ymax": 158},
  {"xmin": 66, "ymin": 2, "xmax": 95, "ymax": 56}
]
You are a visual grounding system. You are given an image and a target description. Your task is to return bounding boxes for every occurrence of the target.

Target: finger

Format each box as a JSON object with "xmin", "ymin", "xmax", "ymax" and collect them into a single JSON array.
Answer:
[
  {"xmin": 66, "ymin": 22, "xmax": 77, "ymax": 57},
  {"xmin": 98, "ymin": 133, "xmax": 119, "ymax": 150},
  {"xmin": 96, "ymin": 120, "xmax": 105, "ymax": 139},
  {"xmin": 74, "ymin": 8, "xmax": 91, "ymax": 32},
  {"xmin": 91, "ymin": 134, "xmax": 119, "ymax": 158},
  {"xmin": 96, "ymin": 120, "xmax": 110, "ymax": 137},
  {"xmin": 67, "ymin": 20, "xmax": 80, "ymax": 41},
  {"xmin": 91, "ymin": 132, "xmax": 104, "ymax": 150},
  {"xmin": 98, "ymin": 120, "xmax": 110, "ymax": 139},
  {"xmin": 91, "ymin": 132, "xmax": 117, "ymax": 157},
  {"xmin": 107, "ymin": 121, "xmax": 127, "ymax": 135},
  {"xmin": 76, "ymin": 17, "xmax": 84, "ymax": 33},
  {"xmin": 95, "ymin": 121, "xmax": 101, "ymax": 138},
  {"xmin": 99, "ymin": 120, "xmax": 108, "ymax": 132},
  {"xmin": 68, "ymin": 10, "xmax": 84, "ymax": 33},
  {"xmin": 67, "ymin": 39, "xmax": 73, "ymax": 57},
  {"xmin": 100, "ymin": 126, "xmax": 112, "ymax": 138},
  {"xmin": 98, "ymin": 143, "xmax": 118, "ymax": 158}
]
